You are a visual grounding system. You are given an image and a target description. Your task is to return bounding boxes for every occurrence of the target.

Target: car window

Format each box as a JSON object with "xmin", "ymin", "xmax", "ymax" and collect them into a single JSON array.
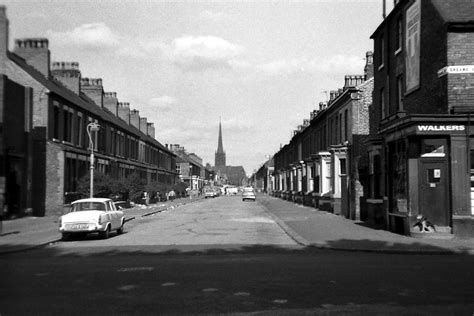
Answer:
[
  {"xmin": 72, "ymin": 202, "xmax": 106, "ymax": 212},
  {"xmin": 243, "ymin": 188, "xmax": 254, "ymax": 192}
]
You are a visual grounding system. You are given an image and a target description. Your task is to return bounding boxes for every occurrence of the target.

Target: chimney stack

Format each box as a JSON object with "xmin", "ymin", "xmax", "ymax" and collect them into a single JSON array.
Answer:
[
  {"xmin": 52, "ymin": 62, "xmax": 81, "ymax": 94},
  {"xmin": 14, "ymin": 38, "xmax": 50, "ymax": 78},
  {"xmin": 0, "ymin": 6, "xmax": 9, "ymax": 70},
  {"xmin": 81, "ymin": 78, "xmax": 103, "ymax": 107},
  {"xmin": 139, "ymin": 117, "xmax": 148, "ymax": 134},
  {"xmin": 117, "ymin": 102, "xmax": 130, "ymax": 123},
  {"xmin": 147, "ymin": 122, "xmax": 155, "ymax": 138},
  {"xmin": 130, "ymin": 109, "xmax": 140, "ymax": 130},
  {"xmin": 364, "ymin": 51, "xmax": 374, "ymax": 80},
  {"xmin": 344, "ymin": 75, "xmax": 365, "ymax": 89},
  {"xmin": 104, "ymin": 92, "xmax": 118, "ymax": 115}
]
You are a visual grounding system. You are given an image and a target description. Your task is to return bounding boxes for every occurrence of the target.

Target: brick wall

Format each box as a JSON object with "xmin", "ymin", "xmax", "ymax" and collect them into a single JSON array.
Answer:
[
  {"xmin": 45, "ymin": 141, "xmax": 64, "ymax": 216},
  {"xmin": 447, "ymin": 32, "xmax": 474, "ymax": 110}
]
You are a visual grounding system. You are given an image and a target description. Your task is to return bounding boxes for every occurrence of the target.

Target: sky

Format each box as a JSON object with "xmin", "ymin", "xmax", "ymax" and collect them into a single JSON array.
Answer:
[{"xmin": 3, "ymin": 0, "xmax": 393, "ymax": 174}]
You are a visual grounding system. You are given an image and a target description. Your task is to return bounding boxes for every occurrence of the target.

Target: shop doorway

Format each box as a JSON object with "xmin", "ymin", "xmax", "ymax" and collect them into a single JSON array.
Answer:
[{"xmin": 418, "ymin": 159, "xmax": 449, "ymax": 226}]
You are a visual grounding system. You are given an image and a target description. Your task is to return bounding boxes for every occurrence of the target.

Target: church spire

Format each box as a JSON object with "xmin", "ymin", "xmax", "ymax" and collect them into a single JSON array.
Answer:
[
  {"xmin": 215, "ymin": 117, "xmax": 226, "ymax": 167},
  {"xmin": 217, "ymin": 117, "xmax": 224, "ymax": 153}
]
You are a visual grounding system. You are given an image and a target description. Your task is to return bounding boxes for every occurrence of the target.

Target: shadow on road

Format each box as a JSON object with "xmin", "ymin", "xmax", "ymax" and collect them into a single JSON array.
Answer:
[{"xmin": 2, "ymin": 238, "xmax": 473, "ymax": 257}]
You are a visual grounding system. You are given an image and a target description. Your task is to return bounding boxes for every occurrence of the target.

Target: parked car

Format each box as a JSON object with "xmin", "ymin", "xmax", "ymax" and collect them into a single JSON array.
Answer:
[
  {"xmin": 242, "ymin": 187, "xmax": 256, "ymax": 202},
  {"xmin": 204, "ymin": 187, "xmax": 216, "ymax": 198},
  {"xmin": 59, "ymin": 198, "xmax": 125, "ymax": 240}
]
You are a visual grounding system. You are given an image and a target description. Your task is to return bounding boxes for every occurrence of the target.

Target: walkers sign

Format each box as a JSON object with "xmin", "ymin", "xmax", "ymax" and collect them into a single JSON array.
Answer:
[{"xmin": 417, "ymin": 125, "xmax": 465, "ymax": 133}]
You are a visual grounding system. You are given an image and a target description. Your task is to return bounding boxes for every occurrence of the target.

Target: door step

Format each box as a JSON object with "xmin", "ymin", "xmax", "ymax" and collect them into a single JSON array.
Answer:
[{"xmin": 410, "ymin": 226, "xmax": 453, "ymax": 239}]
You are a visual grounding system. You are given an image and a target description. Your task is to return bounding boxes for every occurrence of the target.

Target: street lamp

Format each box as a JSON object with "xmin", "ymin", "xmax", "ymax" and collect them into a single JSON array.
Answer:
[{"xmin": 86, "ymin": 122, "xmax": 100, "ymax": 198}]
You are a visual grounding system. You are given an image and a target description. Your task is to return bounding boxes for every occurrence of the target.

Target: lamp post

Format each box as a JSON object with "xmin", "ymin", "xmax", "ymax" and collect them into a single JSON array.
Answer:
[{"xmin": 86, "ymin": 122, "xmax": 100, "ymax": 198}]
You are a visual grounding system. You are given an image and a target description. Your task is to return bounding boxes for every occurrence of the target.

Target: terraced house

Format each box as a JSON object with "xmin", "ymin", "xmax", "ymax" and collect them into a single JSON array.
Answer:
[
  {"xmin": 0, "ymin": 7, "xmax": 177, "ymax": 217},
  {"xmin": 273, "ymin": 52, "xmax": 374, "ymax": 220},
  {"xmin": 367, "ymin": 0, "xmax": 474, "ymax": 237}
]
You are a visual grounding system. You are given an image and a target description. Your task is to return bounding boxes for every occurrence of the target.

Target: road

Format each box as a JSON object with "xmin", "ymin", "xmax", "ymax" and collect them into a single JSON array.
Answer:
[{"xmin": 1, "ymin": 195, "xmax": 474, "ymax": 315}]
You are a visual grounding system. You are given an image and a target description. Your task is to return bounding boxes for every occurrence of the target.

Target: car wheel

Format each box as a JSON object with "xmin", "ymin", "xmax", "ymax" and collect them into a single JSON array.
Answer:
[
  {"xmin": 117, "ymin": 223, "xmax": 124, "ymax": 235},
  {"xmin": 100, "ymin": 225, "xmax": 110, "ymax": 239}
]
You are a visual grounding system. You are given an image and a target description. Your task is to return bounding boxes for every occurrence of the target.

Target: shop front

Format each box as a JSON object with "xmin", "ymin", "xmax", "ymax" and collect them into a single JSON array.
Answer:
[{"xmin": 382, "ymin": 119, "xmax": 473, "ymax": 237}]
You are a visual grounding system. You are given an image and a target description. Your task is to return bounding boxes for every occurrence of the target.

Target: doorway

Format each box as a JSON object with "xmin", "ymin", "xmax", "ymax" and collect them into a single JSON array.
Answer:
[{"xmin": 418, "ymin": 159, "xmax": 449, "ymax": 226}]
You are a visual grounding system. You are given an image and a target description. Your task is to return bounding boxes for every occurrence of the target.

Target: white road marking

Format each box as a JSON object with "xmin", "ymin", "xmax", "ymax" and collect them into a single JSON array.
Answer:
[{"xmin": 231, "ymin": 217, "xmax": 275, "ymax": 223}]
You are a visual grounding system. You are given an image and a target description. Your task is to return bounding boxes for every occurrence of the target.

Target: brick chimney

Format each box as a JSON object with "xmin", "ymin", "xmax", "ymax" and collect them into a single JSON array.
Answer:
[
  {"xmin": 147, "ymin": 122, "xmax": 155, "ymax": 138},
  {"xmin": 81, "ymin": 78, "xmax": 103, "ymax": 107},
  {"xmin": 13, "ymin": 38, "xmax": 50, "ymax": 78},
  {"xmin": 104, "ymin": 92, "xmax": 118, "ymax": 115},
  {"xmin": 364, "ymin": 51, "xmax": 374, "ymax": 80},
  {"xmin": 51, "ymin": 62, "xmax": 81, "ymax": 94},
  {"xmin": 139, "ymin": 117, "xmax": 147, "ymax": 134},
  {"xmin": 0, "ymin": 6, "xmax": 8, "ymax": 72},
  {"xmin": 329, "ymin": 90, "xmax": 336, "ymax": 102},
  {"xmin": 130, "ymin": 109, "xmax": 140, "ymax": 130},
  {"xmin": 117, "ymin": 102, "xmax": 130, "ymax": 123}
]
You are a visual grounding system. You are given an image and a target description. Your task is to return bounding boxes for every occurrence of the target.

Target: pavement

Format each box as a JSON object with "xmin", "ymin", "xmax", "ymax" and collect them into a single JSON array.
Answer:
[{"xmin": 1, "ymin": 194, "xmax": 473, "ymax": 255}]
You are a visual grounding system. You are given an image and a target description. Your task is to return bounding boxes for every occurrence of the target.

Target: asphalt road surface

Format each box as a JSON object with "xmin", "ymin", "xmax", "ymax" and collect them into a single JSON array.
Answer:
[{"xmin": 1, "ymin": 195, "xmax": 473, "ymax": 315}]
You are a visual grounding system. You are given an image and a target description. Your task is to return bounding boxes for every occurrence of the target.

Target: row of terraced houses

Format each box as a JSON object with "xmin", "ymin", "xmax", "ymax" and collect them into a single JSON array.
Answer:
[
  {"xmin": 255, "ymin": 0, "xmax": 474, "ymax": 238},
  {"xmin": 0, "ymin": 6, "xmax": 214, "ymax": 218}
]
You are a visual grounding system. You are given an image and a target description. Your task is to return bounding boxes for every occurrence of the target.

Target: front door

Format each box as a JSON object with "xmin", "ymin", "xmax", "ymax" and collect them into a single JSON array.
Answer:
[{"xmin": 419, "ymin": 159, "xmax": 449, "ymax": 226}]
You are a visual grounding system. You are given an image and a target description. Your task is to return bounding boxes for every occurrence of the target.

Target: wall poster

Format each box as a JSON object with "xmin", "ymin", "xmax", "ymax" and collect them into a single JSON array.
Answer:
[{"xmin": 405, "ymin": 0, "xmax": 420, "ymax": 93}]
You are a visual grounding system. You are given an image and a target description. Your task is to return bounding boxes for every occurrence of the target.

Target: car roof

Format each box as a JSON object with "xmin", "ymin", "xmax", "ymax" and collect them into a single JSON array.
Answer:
[{"xmin": 71, "ymin": 198, "xmax": 112, "ymax": 204}]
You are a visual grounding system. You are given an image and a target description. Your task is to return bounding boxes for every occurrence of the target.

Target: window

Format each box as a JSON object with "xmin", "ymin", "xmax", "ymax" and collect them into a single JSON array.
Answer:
[
  {"xmin": 369, "ymin": 152, "xmax": 382, "ymax": 199},
  {"xmin": 379, "ymin": 33, "xmax": 385, "ymax": 69},
  {"xmin": 340, "ymin": 158, "xmax": 347, "ymax": 175},
  {"xmin": 380, "ymin": 88, "xmax": 386, "ymax": 118},
  {"xmin": 395, "ymin": 16, "xmax": 403, "ymax": 54},
  {"xmin": 344, "ymin": 109, "xmax": 349, "ymax": 141},
  {"xmin": 53, "ymin": 102, "xmax": 60, "ymax": 140},
  {"xmin": 396, "ymin": 75, "xmax": 404, "ymax": 111},
  {"xmin": 76, "ymin": 113, "xmax": 83, "ymax": 147},
  {"xmin": 63, "ymin": 107, "xmax": 73, "ymax": 143}
]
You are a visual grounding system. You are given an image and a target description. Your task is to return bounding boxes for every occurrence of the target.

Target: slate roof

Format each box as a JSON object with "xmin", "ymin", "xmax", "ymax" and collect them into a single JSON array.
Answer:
[{"xmin": 8, "ymin": 51, "xmax": 174, "ymax": 156}]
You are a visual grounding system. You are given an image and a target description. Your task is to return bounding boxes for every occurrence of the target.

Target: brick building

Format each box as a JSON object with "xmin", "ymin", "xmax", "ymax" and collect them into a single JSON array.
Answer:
[
  {"xmin": 367, "ymin": 0, "xmax": 474, "ymax": 237},
  {"xmin": 273, "ymin": 52, "xmax": 374, "ymax": 220},
  {"xmin": 0, "ymin": 7, "xmax": 177, "ymax": 217}
]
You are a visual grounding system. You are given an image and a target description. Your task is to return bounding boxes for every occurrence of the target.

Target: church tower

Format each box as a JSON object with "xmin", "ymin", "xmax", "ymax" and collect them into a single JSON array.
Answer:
[{"xmin": 215, "ymin": 118, "xmax": 226, "ymax": 167}]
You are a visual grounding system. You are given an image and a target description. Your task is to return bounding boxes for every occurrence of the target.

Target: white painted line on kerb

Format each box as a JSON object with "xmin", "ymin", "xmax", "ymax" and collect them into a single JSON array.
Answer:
[{"xmin": 117, "ymin": 267, "xmax": 154, "ymax": 272}]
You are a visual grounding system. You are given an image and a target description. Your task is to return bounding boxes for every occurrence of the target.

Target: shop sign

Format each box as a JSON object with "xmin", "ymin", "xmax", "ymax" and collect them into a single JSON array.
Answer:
[
  {"xmin": 437, "ymin": 65, "xmax": 474, "ymax": 77},
  {"xmin": 417, "ymin": 125, "xmax": 465, "ymax": 133}
]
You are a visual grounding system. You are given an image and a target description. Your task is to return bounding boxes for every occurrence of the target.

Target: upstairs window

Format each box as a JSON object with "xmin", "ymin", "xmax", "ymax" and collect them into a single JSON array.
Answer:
[
  {"xmin": 380, "ymin": 87, "xmax": 386, "ymax": 119},
  {"xmin": 379, "ymin": 33, "xmax": 385, "ymax": 70},
  {"xmin": 396, "ymin": 16, "xmax": 403, "ymax": 54},
  {"xmin": 396, "ymin": 75, "xmax": 404, "ymax": 111}
]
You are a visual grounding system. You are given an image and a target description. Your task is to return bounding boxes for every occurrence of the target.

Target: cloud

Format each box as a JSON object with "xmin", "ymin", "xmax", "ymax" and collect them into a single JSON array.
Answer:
[
  {"xmin": 199, "ymin": 10, "xmax": 233, "ymax": 23},
  {"xmin": 166, "ymin": 36, "xmax": 245, "ymax": 72},
  {"xmin": 249, "ymin": 54, "xmax": 365, "ymax": 76},
  {"xmin": 26, "ymin": 12, "xmax": 48, "ymax": 20},
  {"xmin": 47, "ymin": 23, "xmax": 121, "ymax": 51},
  {"xmin": 149, "ymin": 96, "xmax": 177, "ymax": 112}
]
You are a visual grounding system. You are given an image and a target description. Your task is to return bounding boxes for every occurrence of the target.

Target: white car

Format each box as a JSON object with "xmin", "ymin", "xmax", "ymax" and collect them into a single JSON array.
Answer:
[
  {"xmin": 242, "ymin": 187, "xmax": 256, "ymax": 202},
  {"xmin": 59, "ymin": 198, "xmax": 125, "ymax": 240}
]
